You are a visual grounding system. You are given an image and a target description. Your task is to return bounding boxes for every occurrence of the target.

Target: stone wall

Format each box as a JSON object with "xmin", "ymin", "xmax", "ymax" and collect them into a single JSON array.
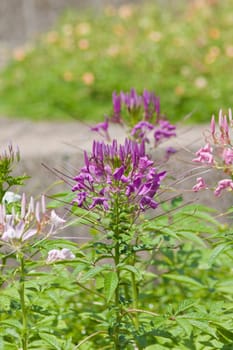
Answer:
[
  {"xmin": 0, "ymin": 0, "xmax": 183, "ymax": 47},
  {"xmin": 0, "ymin": 0, "xmax": 144, "ymax": 47}
]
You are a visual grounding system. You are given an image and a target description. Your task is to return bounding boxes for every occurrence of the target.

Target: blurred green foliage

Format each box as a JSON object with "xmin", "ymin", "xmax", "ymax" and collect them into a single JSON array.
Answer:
[{"xmin": 0, "ymin": 0, "xmax": 232, "ymax": 123}]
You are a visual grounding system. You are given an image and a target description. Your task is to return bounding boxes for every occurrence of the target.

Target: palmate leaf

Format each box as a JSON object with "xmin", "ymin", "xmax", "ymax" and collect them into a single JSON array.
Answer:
[
  {"xmin": 175, "ymin": 299, "xmax": 197, "ymax": 315},
  {"xmin": 104, "ymin": 271, "xmax": 118, "ymax": 302}
]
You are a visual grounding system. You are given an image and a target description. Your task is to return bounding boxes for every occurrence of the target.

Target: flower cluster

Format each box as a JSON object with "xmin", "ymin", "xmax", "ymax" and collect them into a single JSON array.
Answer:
[
  {"xmin": 192, "ymin": 109, "xmax": 233, "ymax": 196},
  {"xmin": 92, "ymin": 88, "xmax": 176, "ymax": 145},
  {"xmin": 0, "ymin": 193, "xmax": 65, "ymax": 249},
  {"xmin": 112, "ymin": 88, "xmax": 160, "ymax": 124},
  {"xmin": 72, "ymin": 139, "xmax": 166, "ymax": 213}
]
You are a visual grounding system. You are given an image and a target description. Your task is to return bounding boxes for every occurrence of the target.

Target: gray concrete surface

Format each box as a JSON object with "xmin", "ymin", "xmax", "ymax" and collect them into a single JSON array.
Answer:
[{"xmin": 1, "ymin": 116, "xmax": 232, "ymax": 220}]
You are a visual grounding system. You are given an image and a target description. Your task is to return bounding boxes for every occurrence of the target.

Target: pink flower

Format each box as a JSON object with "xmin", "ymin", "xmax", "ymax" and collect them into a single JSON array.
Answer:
[
  {"xmin": 192, "ymin": 177, "xmax": 207, "ymax": 192},
  {"xmin": 192, "ymin": 143, "xmax": 214, "ymax": 164},
  {"xmin": 222, "ymin": 148, "xmax": 233, "ymax": 165},
  {"xmin": 210, "ymin": 115, "xmax": 215, "ymax": 137},
  {"xmin": 214, "ymin": 179, "xmax": 233, "ymax": 196}
]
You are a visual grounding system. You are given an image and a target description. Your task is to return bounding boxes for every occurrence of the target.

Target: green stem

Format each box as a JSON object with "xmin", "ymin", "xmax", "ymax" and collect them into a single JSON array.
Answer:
[
  {"xmin": 131, "ymin": 270, "xmax": 139, "ymax": 329},
  {"xmin": 113, "ymin": 195, "xmax": 121, "ymax": 350},
  {"xmin": 114, "ymin": 240, "xmax": 120, "ymax": 350},
  {"xmin": 75, "ymin": 330, "xmax": 107, "ymax": 349},
  {"xmin": 18, "ymin": 254, "xmax": 28, "ymax": 350}
]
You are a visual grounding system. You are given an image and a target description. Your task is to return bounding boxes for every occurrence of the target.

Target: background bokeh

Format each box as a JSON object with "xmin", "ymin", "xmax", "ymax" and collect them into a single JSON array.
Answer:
[{"xmin": 0, "ymin": 0, "xmax": 232, "ymax": 123}]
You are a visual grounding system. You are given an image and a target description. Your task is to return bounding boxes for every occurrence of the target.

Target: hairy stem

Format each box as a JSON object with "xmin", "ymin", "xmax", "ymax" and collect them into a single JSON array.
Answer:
[
  {"xmin": 114, "ymin": 238, "xmax": 121, "ymax": 349},
  {"xmin": 131, "ymin": 269, "xmax": 139, "ymax": 329},
  {"xmin": 18, "ymin": 254, "xmax": 28, "ymax": 350},
  {"xmin": 113, "ymin": 196, "xmax": 121, "ymax": 350}
]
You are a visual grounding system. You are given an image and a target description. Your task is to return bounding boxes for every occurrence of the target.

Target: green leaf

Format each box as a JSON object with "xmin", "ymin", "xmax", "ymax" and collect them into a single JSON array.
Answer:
[
  {"xmin": 215, "ymin": 279, "xmax": 233, "ymax": 294},
  {"xmin": 29, "ymin": 340, "xmax": 52, "ymax": 349},
  {"xmin": 208, "ymin": 244, "xmax": 228, "ymax": 265},
  {"xmin": 39, "ymin": 333, "xmax": 62, "ymax": 350},
  {"xmin": 0, "ymin": 319, "xmax": 22, "ymax": 330},
  {"xmin": 163, "ymin": 274, "xmax": 203, "ymax": 288},
  {"xmin": 176, "ymin": 318, "xmax": 192, "ymax": 336},
  {"xmin": 79, "ymin": 265, "xmax": 106, "ymax": 283},
  {"xmin": 175, "ymin": 299, "xmax": 197, "ymax": 315},
  {"xmin": 119, "ymin": 264, "xmax": 141, "ymax": 279},
  {"xmin": 215, "ymin": 324, "xmax": 233, "ymax": 343},
  {"xmin": 189, "ymin": 320, "xmax": 216, "ymax": 337},
  {"xmin": 104, "ymin": 271, "xmax": 118, "ymax": 302},
  {"xmin": 177, "ymin": 231, "xmax": 206, "ymax": 247}
]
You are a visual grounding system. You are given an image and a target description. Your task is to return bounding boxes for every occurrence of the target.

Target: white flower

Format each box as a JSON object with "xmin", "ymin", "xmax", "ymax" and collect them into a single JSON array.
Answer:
[
  {"xmin": 50, "ymin": 210, "xmax": 66, "ymax": 228},
  {"xmin": 2, "ymin": 192, "xmax": 21, "ymax": 204},
  {"xmin": 1, "ymin": 221, "xmax": 37, "ymax": 242},
  {"xmin": 46, "ymin": 248, "xmax": 75, "ymax": 263}
]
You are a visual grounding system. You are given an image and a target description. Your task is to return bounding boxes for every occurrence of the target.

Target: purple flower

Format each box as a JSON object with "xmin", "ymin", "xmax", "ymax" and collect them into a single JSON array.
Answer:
[
  {"xmin": 113, "ymin": 165, "xmax": 125, "ymax": 180},
  {"xmin": 165, "ymin": 146, "xmax": 177, "ymax": 160},
  {"xmin": 112, "ymin": 92, "xmax": 122, "ymax": 123},
  {"xmin": 72, "ymin": 138, "xmax": 166, "ymax": 213},
  {"xmin": 110, "ymin": 89, "xmax": 162, "ymax": 126},
  {"xmin": 154, "ymin": 120, "xmax": 176, "ymax": 143},
  {"xmin": 142, "ymin": 90, "xmax": 160, "ymax": 120},
  {"xmin": 131, "ymin": 121, "xmax": 154, "ymax": 143},
  {"xmin": 89, "ymin": 197, "xmax": 109, "ymax": 210},
  {"xmin": 73, "ymin": 192, "xmax": 87, "ymax": 206},
  {"xmin": 91, "ymin": 119, "xmax": 110, "ymax": 141},
  {"xmin": 91, "ymin": 89, "xmax": 176, "ymax": 148},
  {"xmin": 140, "ymin": 196, "xmax": 158, "ymax": 211}
]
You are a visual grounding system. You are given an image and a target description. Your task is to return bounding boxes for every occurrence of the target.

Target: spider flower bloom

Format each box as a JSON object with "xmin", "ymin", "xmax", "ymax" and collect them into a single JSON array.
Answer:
[
  {"xmin": 111, "ymin": 88, "xmax": 160, "ymax": 124},
  {"xmin": 154, "ymin": 120, "xmax": 176, "ymax": 144},
  {"xmin": 90, "ymin": 118, "xmax": 110, "ymax": 141},
  {"xmin": 210, "ymin": 109, "xmax": 232, "ymax": 145},
  {"xmin": 192, "ymin": 177, "xmax": 207, "ymax": 192},
  {"xmin": 46, "ymin": 248, "xmax": 75, "ymax": 263},
  {"xmin": 192, "ymin": 143, "xmax": 214, "ymax": 164},
  {"xmin": 222, "ymin": 148, "xmax": 233, "ymax": 165},
  {"xmin": 214, "ymin": 179, "xmax": 233, "ymax": 197},
  {"xmin": 91, "ymin": 88, "xmax": 176, "ymax": 146},
  {"xmin": 0, "ymin": 194, "xmax": 65, "ymax": 248},
  {"xmin": 131, "ymin": 121, "xmax": 154, "ymax": 143},
  {"xmin": 72, "ymin": 139, "xmax": 166, "ymax": 213},
  {"xmin": 142, "ymin": 89, "xmax": 160, "ymax": 121}
]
